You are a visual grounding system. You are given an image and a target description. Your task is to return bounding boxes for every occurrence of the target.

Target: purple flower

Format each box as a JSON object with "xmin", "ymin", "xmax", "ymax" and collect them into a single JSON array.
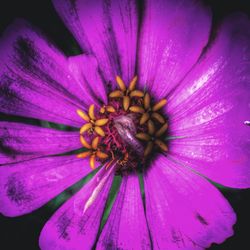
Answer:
[{"xmin": 0, "ymin": 0, "xmax": 250, "ymax": 249}]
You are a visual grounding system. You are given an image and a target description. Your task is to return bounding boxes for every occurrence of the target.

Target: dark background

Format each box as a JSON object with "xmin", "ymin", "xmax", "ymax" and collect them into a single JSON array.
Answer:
[{"xmin": 0, "ymin": 0, "xmax": 250, "ymax": 249}]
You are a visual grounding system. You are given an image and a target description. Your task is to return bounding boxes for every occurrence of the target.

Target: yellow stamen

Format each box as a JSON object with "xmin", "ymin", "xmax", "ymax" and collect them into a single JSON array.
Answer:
[
  {"xmin": 80, "ymin": 123, "xmax": 92, "ymax": 134},
  {"xmin": 147, "ymin": 120, "xmax": 155, "ymax": 135},
  {"xmin": 95, "ymin": 118, "xmax": 109, "ymax": 126},
  {"xmin": 96, "ymin": 151, "xmax": 109, "ymax": 159},
  {"xmin": 94, "ymin": 126, "xmax": 105, "ymax": 137},
  {"xmin": 144, "ymin": 141, "xmax": 153, "ymax": 156},
  {"xmin": 155, "ymin": 123, "xmax": 168, "ymax": 137},
  {"xmin": 90, "ymin": 154, "xmax": 96, "ymax": 169},
  {"xmin": 128, "ymin": 75, "xmax": 138, "ymax": 91},
  {"xmin": 106, "ymin": 105, "xmax": 115, "ymax": 113},
  {"xmin": 152, "ymin": 99, "xmax": 167, "ymax": 111},
  {"xmin": 136, "ymin": 133, "xmax": 151, "ymax": 141},
  {"xmin": 116, "ymin": 76, "xmax": 126, "ymax": 91},
  {"xmin": 155, "ymin": 139, "xmax": 168, "ymax": 151},
  {"xmin": 100, "ymin": 106, "xmax": 105, "ymax": 114},
  {"xmin": 77, "ymin": 151, "xmax": 92, "ymax": 158},
  {"xmin": 130, "ymin": 90, "xmax": 144, "ymax": 98},
  {"xmin": 129, "ymin": 106, "xmax": 144, "ymax": 113},
  {"xmin": 152, "ymin": 112, "xmax": 165, "ymax": 124},
  {"xmin": 140, "ymin": 112, "xmax": 150, "ymax": 125},
  {"xmin": 80, "ymin": 136, "xmax": 91, "ymax": 149},
  {"xmin": 91, "ymin": 136, "xmax": 99, "ymax": 150},
  {"xmin": 109, "ymin": 90, "xmax": 123, "ymax": 98},
  {"xmin": 123, "ymin": 96, "xmax": 130, "ymax": 111},
  {"xmin": 144, "ymin": 93, "xmax": 151, "ymax": 110},
  {"xmin": 77, "ymin": 109, "xmax": 90, "ymax": 122},
  {"xmin": 89, "ymin": 104, "xmax": 96, "ymax": 120},
  {"xmin": 100, "ymin": 105, "xmax": 116, "ymax": 113}
]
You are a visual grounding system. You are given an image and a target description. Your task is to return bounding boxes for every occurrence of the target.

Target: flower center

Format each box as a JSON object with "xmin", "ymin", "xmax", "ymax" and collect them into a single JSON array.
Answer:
[
  {"xmin": 76, "ymin": 76, "xmax": 168, "ymax": 173},
  {"xmin": 113, "ymin": 115, "xmax": 144, "ymax": 157}
]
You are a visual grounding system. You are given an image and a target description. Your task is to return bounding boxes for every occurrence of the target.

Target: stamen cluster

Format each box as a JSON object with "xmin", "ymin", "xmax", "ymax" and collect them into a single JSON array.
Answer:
[{"xmin": 76, "ymin": 76, "xmax": 168, "ymax": 172}]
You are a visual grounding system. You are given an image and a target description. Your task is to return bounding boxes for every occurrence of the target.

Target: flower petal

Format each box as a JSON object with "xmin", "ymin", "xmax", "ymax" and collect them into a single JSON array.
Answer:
[
  {"xmin": 39, "ymin": 162, "xmax": 116, "ymax": 250},
  {"xmin": 0, "ymin": 122, "xmax": 80, "ymax": 164},
  {"xmin": 0, "ymin": 155, "xmax": 92, "ymax": 217},
  {"xmin": 144, "ymin": 156, "xmax": 236, "ymax": 249},
  {"xmin": 0, "ymin": 20, "xmax": 86, "ymax": 127},
  {"xmin": 96, "ymin": 174, "xmax": 151, "ymax": 250},
  {"xmin": 138, "ymin": 0, "xmax": 211, "ymax": 99},
  {"xmin": 53, "ymin": 0, "xmax": 138, "ymax": 87},
  {"xmin": 167, "ymin": 14, "xmax": 250, "ymax": 188},
  {"xmin": 68, "ymin": 54, "xmax": 108, "ymax": 106}
]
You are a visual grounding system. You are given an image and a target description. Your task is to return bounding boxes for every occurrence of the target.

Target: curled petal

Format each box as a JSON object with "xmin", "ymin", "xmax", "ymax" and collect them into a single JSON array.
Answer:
[
  {"xmin": 39, "ymin": 162, "xmax": 116, "ymax": 249},
  {"xmin": 52, "ymin": 0, "xmax": 138, "ymax": 89},
  {"xmin": 68, "ymin": 55, "xmax": 108, "ymax": 106}
]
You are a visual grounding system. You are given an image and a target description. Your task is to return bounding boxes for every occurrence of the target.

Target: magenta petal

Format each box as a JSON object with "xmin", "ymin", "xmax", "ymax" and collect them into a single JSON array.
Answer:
[
  {"xmin": 0, "ymin": 155, "xmax": 92, "ymax": 217},
  {"xmin": 0, "ymin": 122, "xmax": 80, "ymax": 164},
  {"xmin": 68, "ymin": 55, "xmax": 107, "ymax": 106},
  {"xmin": 167, "ymin": 14, "xmax": 250, "ymax": 188},
  {"xmin": 144, "ymin": 156, "xmax": 236, "ymax": 249},
  {"xmin": 0, "ymin": 20, "xmax": 87, "ymax": 127},
  {"xmin": 138, "ymin": 0, "xmax": 211, "ymax": 98},
  {"xmin": 96, "ymin": 174, "xmax": 151, "ymax": 250},
  {"xmin": 39, "ymin": 162, "xmax": 116, "ymax": 250},
  {"xmin": 53, "ymin": 0, "xmax": 138, "ymax": 86}
]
